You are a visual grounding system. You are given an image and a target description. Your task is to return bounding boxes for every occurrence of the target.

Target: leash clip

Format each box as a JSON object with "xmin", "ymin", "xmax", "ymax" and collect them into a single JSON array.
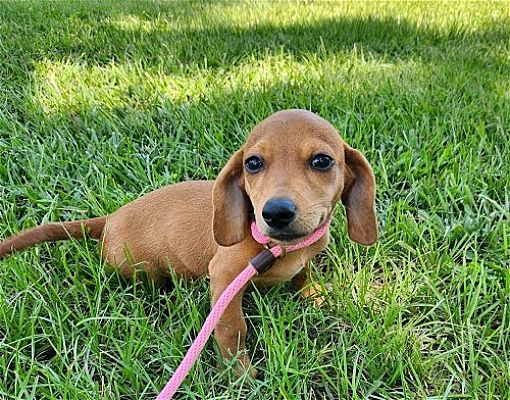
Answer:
[{"xmin": 250, "ymin": 249, "xmax": 276, "ymax": 275}]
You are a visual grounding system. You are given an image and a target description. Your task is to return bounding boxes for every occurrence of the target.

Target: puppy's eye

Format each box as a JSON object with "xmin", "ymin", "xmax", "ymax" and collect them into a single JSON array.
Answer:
[
  {"xmin": 310, "ymin": 154, "xmax": 334, "ymax": 171},
  {"xmin": 245, "ymin": 156, "xmax": 264, "ymax": 173}
]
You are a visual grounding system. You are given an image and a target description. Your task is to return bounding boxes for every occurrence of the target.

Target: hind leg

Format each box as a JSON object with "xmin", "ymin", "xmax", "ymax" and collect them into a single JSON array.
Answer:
[{"xmin": 100, "ymin": 237, "xmax": 168, "ymax": 286}]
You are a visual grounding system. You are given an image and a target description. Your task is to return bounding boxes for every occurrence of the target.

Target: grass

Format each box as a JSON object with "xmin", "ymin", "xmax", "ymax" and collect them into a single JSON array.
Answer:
[{"xmin": 0, "ymin": 0, "xmax": 509, "ymax": 398}]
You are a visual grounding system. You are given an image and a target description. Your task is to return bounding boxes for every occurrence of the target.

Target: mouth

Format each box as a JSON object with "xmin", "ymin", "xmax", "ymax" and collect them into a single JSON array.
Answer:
[
  {"xmin": 268, "ymin": 231, "xmax": 309, "ymax": 243},
  {"xmin": 258, "ymin": 211, "xmax": 331, "ymax": 244},
  {"xmin": 265, "ymin": 215, "xmax": 330, "ymax": 244}
]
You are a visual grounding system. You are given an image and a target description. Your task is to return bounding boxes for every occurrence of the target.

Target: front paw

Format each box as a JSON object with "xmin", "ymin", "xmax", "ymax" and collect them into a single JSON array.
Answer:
[
  {"xmin": 302, "ymin": 282, "xmax": 332, "ymax": 307},
  {"xmin": 234, "ymin": 352, "xmax": 258, "ymax": 379},
  {"xmin": 233, "ymin": 363, "xmax": 258, "ymax": 379},
  {"xmin": 222, "ymin": 352, "xmax": 258, "ymax": 379}
]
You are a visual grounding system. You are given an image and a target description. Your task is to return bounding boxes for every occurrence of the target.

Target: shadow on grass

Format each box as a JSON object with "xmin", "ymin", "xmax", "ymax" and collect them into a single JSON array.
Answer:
[
  {"xmin": 1, "ymin": 0, "xmax": 507, "ymax": 147},
  {"xmin": 1, "ymin": 1, "xmax": 508, "ymax": 85}
]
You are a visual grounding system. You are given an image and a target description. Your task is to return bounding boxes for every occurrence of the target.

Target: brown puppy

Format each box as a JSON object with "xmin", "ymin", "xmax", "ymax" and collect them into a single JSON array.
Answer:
[{"xmin": 0, "ymin": 109, "xmax": 377, "ymax": 376}]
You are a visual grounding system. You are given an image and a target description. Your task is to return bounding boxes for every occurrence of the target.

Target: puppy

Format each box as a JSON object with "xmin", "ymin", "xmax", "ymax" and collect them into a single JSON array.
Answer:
[{"xmin": 0, "ymin": 109, "xmax": 377, "ymax": 376}]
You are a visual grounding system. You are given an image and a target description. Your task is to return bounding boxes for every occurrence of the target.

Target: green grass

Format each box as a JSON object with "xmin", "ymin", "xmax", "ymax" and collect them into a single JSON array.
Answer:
[{"xmin": 0, "ymin": 0, "xmax": 509, "ymax": 398}]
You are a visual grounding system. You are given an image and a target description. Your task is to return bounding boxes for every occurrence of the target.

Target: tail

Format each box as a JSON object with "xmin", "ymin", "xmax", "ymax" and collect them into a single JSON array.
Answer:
[{"xmin": 0, "ymin": 216, "xmax": 106, "ymax": 259}]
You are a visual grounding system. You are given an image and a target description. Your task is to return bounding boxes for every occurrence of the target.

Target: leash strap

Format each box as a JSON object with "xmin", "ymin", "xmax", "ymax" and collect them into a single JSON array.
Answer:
[
  {"xmin": 155, "ymin": 220, "xmax": 330, "ymax": 400},
  {"xmin": 155, "ymin": 264, "xmax": 257, "ymax": 400}
]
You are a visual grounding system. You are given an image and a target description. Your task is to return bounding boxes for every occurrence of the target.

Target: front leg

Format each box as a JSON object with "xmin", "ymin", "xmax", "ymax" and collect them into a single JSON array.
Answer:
[{"xmin": 210, "ymin": 269, "xmax": 256, "ymax": 378}]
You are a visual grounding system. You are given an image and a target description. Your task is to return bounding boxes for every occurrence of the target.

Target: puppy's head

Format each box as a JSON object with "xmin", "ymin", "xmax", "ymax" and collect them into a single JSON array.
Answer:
[{"xmin": 213, "ymin": 109, "xmax": 377, "ymax": 247}]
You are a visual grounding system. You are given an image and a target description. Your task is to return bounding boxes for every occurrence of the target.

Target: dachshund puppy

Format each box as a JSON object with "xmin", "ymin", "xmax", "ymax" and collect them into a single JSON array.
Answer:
[{"xmin": 0, "ymin": 109, "xmax": 377, "ymax": 376}]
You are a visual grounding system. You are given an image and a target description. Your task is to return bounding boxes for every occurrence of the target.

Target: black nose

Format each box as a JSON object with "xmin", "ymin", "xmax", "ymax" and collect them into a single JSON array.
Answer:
[{"xmin": 262, "ymin": 198, "xmax": 297, "ymax": 229}]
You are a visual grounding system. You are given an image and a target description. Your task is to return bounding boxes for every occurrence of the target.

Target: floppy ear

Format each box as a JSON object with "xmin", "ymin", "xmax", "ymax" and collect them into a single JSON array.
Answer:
[
  {"xmin": 341, "ymin": 144, "xmax": 378, "ymax": 245},
  {"xmin": 212, "ymin": 148, "xmax": 250, "ymax": 246}
]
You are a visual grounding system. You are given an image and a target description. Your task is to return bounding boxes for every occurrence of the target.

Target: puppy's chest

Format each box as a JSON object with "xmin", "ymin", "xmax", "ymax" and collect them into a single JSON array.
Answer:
[{"xmin": 253, "ymin": 249, "xmax": 313, "ymax": 286}]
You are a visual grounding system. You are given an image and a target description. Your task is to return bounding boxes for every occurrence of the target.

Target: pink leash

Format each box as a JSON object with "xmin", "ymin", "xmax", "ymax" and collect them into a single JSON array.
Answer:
[{"xmin": 155, "ymin": 220, "xmax": 330, "ymax": 400}]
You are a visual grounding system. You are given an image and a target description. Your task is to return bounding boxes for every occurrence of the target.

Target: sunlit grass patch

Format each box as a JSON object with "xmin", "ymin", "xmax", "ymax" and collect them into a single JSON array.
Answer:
[{"xmin": 30, "ymin": 54, "xmax": 435, "ymax": 117}]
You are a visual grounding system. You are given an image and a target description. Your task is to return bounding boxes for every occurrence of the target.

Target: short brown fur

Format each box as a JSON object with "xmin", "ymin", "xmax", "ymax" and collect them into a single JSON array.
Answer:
[{"xmin": 0, "ymin": 109, "xmax": 377, "ymax": 376}]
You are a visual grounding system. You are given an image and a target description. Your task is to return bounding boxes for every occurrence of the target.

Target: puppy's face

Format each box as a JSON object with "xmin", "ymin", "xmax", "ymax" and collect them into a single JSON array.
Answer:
[
  {"xmin": 213, "ymin": 109, "xmax": 378, "ymax": 247},
  {"xmin": 242, "ymin": 111, "xmax": 345, "ymax": 242}
]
